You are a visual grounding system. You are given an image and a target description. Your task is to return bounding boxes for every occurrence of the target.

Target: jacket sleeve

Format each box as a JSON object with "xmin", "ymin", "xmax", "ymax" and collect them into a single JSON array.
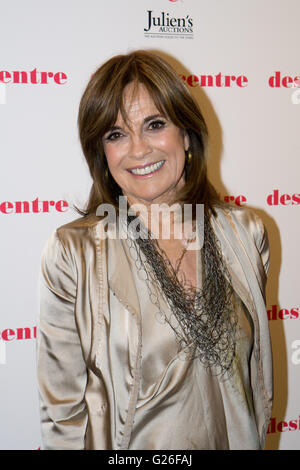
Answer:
[
  {"xmin": 246, "ymin": 210, "xmax": 273, "ymax": 447},
  {"xmin": 228, "ymin": 206, "xmax": 273, "ymax": 448},
  {"xmin": 37, "ymin": 230, "xmax": 88, "ymax": 450}
]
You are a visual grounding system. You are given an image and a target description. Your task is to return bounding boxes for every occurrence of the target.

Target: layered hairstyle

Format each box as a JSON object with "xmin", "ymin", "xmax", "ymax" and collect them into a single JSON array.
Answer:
[{"xmin": 77, "ymin": 49, "xmax": 221, "ymax": 216}]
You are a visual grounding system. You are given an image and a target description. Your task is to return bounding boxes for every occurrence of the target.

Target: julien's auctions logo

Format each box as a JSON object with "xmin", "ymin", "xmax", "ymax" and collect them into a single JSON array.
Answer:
[{"xmin": 144, "ymin": 10, "xmax": 193, "ymax": 39}]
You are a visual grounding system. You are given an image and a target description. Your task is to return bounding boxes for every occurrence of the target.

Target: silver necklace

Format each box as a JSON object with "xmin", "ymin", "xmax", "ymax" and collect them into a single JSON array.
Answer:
[{"xmin": 125, "ymin": 213, "xmax": 237, "ymax": 374}]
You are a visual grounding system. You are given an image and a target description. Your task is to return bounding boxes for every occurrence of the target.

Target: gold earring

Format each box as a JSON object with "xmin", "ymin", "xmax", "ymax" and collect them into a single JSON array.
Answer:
[
  {"xmin": 104, "ymin": 168, "xmax": 109, "ymax": 180},
  {"xmin": 187, "ymin": 150, "xmax": 192, "ymax": 164}
]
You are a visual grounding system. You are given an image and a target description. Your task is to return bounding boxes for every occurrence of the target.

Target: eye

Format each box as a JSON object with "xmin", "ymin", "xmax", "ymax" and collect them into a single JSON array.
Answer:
[
  {"xmin": 104, "ymin": 130, "xmax": 124, "ymax": 142},
  {"xmin": 148, "ymin": 119, "xmax": 166, "ymax": 131}
]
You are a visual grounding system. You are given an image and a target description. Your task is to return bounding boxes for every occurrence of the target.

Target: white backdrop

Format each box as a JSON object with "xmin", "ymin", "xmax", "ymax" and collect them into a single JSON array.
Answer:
[{"xmin": 0, "ymin": 0, "xmax": 299, "ymax": 450}]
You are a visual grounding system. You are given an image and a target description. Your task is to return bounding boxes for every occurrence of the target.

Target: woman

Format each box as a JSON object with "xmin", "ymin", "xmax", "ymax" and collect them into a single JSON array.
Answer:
[{"xmin": 37, "ymin": 50, "xmax": 273, "ymax": 450}]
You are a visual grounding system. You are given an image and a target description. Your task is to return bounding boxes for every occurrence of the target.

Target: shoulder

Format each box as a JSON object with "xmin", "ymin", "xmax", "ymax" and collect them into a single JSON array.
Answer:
[
  {"xmin": 54, "ymin": 213, "xmax": 101, "ymax": 249},
  {"xmin": 56, "ymin": 213, "xmax": 100, "ymax": 234},
  {"xmin": 41, "ymin": 214, "xmax": 104, "ymax": 286},
  {"xmin": 214, "ymin": 204, "xmax": 267, "ymax": 249},
  {"xmin": 42, "ymin": 213, "xmax": 102, "ymax": 266},
  {"xmin": 213, "ymin": 204, "xmax": 270, "ymax": 275}
]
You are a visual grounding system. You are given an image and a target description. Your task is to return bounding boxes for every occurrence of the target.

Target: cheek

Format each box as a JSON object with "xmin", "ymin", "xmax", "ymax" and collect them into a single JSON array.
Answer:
[
  {"xmin": 159, "ymin": 133, "xmax": 186, "ymax": 159},
  {"xmin": 104, "ymin": 146, "xmax": 123, "ymax": 170},
  {"xmin": 169, "ymin": 139, "xmax": 186, "ymax": 169},
  {"xmin": 104, "ymin": 146, "xmax": 130, "ymax": 191}
]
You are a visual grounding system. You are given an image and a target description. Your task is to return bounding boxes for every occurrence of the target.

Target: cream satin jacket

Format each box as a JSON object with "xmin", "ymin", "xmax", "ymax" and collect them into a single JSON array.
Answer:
[{"xmin": 37, "ymin": 206, "xmax": 273, "ymax": 450}]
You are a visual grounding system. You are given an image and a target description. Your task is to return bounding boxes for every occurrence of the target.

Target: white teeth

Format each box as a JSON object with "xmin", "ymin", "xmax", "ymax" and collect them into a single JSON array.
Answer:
[{"xmin": 130, "ymin": 160, "xmax": 164, "ymax": 175}]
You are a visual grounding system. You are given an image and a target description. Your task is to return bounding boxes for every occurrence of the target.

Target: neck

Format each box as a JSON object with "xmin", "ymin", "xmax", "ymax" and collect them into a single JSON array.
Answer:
[{"xmin": 127, "ymin": 202, "xmax": 196, "ymax": 243}]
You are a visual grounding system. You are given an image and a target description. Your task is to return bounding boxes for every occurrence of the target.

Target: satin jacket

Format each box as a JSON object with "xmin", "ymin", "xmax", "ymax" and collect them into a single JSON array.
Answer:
[{"xmin": 37, "ymin": 205, "xmax": 273, "ymax": 450}]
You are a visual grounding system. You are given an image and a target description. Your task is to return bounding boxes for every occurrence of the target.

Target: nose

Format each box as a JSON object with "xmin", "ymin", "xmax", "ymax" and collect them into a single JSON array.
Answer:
[{"xmin": 129, "ymin": 133, "xmax": 152, "ymax": 160}]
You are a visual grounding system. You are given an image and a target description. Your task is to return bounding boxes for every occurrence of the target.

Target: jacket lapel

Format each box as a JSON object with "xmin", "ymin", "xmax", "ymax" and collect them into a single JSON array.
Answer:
[
  {"xmin": 210, "ymin": 209, "xmax": 257, "ymax": 317},
  {"xmin": 107, "ymin": 237, "xmax": 141, "ymax": 319},
  {"xmin": 95, "ymin": 219, "xmax": 142, "ymax": 449}
]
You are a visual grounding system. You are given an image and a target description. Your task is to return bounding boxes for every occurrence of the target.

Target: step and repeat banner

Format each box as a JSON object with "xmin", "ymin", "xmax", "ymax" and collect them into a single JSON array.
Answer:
[{"xmin": 0, "ymin": 0, "xmax": 299, "ymax": 450}]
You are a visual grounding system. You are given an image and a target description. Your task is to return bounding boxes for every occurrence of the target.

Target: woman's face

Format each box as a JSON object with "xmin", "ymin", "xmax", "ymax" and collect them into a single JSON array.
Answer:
[{"xmin": 102, "ymin": 82, "xmax": 189, "ymax": 208}]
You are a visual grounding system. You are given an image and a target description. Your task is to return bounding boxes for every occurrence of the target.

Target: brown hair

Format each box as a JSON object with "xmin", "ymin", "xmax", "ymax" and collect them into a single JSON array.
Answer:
[{"xmin": 77, "ymin": 50, "xmax": 221, "ymax": 216}]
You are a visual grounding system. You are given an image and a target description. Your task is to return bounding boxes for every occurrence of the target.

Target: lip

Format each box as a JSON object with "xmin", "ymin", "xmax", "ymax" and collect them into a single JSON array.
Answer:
[{"xmin": 126, "ymin": 160, "xmax": 165, "ymax": 178}]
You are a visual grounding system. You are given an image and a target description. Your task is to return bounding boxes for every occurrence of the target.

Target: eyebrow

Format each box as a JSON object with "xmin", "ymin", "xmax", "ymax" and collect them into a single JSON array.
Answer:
[{"xmin": 105, "ymin": 114, "xmax": 165, "ymax": 133}]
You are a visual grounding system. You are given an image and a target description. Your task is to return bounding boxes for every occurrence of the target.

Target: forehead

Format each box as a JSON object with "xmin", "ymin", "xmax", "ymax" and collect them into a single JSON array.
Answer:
[{"xmin": 115, "ymin": 82, "xmax": 160, "ymax": 125}]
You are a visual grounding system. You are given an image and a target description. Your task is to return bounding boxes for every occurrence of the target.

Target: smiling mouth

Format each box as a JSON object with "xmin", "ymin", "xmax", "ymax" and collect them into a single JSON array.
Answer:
[{"xmin": 128, "ymin": 160, "xmax": 165, "ymax": 176}]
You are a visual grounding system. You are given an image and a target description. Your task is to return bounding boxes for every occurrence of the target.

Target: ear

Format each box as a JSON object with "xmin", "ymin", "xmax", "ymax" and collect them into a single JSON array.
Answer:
[{"xmin": 183, "ymin": 130, "xmax": 190, "ymax": 152}]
